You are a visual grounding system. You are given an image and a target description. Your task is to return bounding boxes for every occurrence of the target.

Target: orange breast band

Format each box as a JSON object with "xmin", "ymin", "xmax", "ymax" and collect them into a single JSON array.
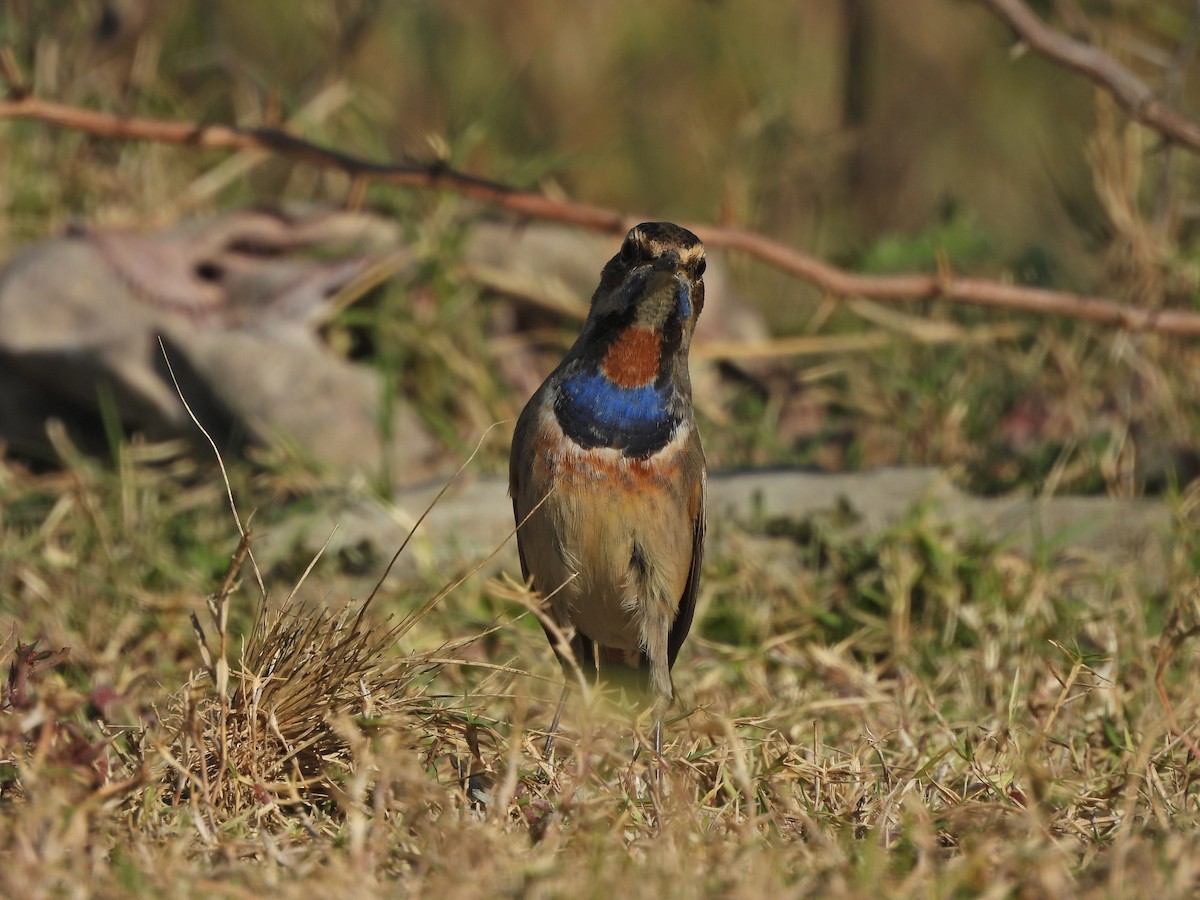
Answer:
[{"xmin": 600, "ymin": 328, "xmax": 661, "ymax": 387}]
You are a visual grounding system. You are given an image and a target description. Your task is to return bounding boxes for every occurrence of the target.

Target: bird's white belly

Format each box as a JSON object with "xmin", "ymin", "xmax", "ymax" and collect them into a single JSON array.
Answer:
[
  {"xmin": 542, "ymin": 490, "xmax": 644, "ymax": 651},
  {"xmin": 516, "ymin": 404, "xmax": 695, "ymax": 659}
]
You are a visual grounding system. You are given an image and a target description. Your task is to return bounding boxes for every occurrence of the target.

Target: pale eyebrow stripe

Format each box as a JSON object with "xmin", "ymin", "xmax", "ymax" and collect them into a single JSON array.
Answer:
[{"xmin": 645, "ymin": 241, "xmax": 704, "ymax": 259}]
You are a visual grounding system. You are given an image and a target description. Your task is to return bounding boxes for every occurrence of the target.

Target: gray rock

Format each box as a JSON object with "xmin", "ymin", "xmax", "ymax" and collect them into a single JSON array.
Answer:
[
  {"xmin": 0, "ymin": 212, "xmax": 746, "ymax": 482},
  {"xmin": 0, "ymin": 209, "xmax": 442, "ymax": 480},
  {"xmin": 261, "ymin": 467, "xmax": 1171, "ymax": 586}
]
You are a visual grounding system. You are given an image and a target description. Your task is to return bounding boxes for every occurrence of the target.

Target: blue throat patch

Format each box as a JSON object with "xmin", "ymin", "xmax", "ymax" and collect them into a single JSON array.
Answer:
[{"xmin": 555, "ymin": 368, "xmax": 679, "ymax": 458}]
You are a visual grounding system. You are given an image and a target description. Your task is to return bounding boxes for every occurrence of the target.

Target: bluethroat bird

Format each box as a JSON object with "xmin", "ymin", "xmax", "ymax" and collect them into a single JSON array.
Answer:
[{"xmin": 509, "ymin": 221, "xmax": 707, "ymax": 767}]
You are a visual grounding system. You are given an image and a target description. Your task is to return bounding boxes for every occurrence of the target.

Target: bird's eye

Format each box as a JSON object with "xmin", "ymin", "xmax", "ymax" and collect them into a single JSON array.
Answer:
[
  {"xmin": 620, "ymin": 237, "xmax": 640, "ymax": 264},
  {"xmin": 695, "ymin": 258, "xmax": 707, "ymax": 277}
]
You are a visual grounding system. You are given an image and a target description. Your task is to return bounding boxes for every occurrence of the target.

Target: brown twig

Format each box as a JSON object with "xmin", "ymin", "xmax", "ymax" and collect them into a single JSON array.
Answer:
[
  {"xmin": 697, "ymin": 223, "xmax": 1200, "ymax": 336},
  {"xmin": 1153, "ymin": 607, "xmax": 1200, "ymax": 765},
  {"xmin": 8, "ymin": 92, "xmax": 1200, "ymax": 336},
  {"xmin": 1153, "ymin": 0, "xmax": 1200, "ymax": 227},
  {"xmin": 0, "ymin": 95, "xmax": 628, "ymax": 229},
  {"xmin": 980, "ymin": 0, "xmax": 1200, "ymax": 154}
]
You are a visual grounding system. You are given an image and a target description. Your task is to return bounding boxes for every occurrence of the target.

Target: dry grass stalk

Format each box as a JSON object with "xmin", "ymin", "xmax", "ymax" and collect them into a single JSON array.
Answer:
[{"xmin": 170, "ymin": 549, "xmax": 436, "ymax": 829}]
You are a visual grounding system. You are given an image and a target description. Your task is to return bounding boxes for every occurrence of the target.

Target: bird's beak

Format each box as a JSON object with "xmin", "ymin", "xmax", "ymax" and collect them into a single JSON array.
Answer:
[{"xmin": 633, "ymin": 268, "xmax": 691, "ymax": 325}]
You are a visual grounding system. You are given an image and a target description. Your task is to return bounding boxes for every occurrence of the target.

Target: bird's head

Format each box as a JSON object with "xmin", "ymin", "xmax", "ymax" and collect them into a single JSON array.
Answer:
[
  {"xmin": 551, "ymin": 223, "xmax": 705, "ymax": 455},
  {"xmin": 586, "ymin": 222, "xmax": 706, "ymax": 355}
]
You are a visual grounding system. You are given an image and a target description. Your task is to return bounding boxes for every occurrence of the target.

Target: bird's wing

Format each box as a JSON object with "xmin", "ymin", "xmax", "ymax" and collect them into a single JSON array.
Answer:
[
  {"xmin": 667, "ymin": 430, "xmax": 706, "ymax": 669},
  {"xmin": 509, "ymin": 403, "xmax": 535, "ymax": 586},
  {"xmin": 512, "ymin": 498, "xmax": 533, "ymax": 585}
]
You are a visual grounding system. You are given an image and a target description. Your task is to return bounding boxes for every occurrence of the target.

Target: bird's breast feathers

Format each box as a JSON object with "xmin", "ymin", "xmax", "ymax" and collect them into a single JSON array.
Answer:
[
  {"xmin": 551, "ymin": 327, "xmax": 685, "ymax": 459},
  {"xmin": 598, "ymin": 326, "xmax": 662, "ymax": 387},
  {"xmin": 526, "ymin": 389, "xmax": 695, "ymax": 493},
  {"xmin": 515, "ymin": 396, "xmax": 703, "ymax": 650}
]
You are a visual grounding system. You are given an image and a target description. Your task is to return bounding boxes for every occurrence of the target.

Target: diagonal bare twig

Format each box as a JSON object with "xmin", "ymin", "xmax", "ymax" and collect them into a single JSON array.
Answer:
[
  {"xmin": 980, "ymin": 0, "xmax": 1200, "ymax": 153},
  {"xmin": 0, "ymin": 94, "xmax": 627, "ymax": 231},
  {"xmin": 7, "ymin": 86, "xmax": 1200, "ymax": 336}
]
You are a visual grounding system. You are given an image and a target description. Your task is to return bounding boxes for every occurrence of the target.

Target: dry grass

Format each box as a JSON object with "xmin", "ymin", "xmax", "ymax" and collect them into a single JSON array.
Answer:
[
  {"xmin": 2, "ymin": 445, "xmax": 1200, "ymax": 897},
  {"xmin": 6, "ymin": 3, "xmax": 1200, "ymax": 896}
]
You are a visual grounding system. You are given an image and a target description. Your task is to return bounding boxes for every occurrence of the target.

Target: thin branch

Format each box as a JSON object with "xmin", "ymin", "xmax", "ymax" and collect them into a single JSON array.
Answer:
[
  {"xmin": 1154, "ymin": 0, "xmax": 1200, "ymax": 227},
  {"xmin": 698, "ymin": 223, "xmax": 1200, "ymax": 336},
  {"xmin": 0, "ymin": 95, "xmax": 628, "ymax": 231},
  {"xmin": 1153, "ymin": 608, "xmax": 1200, "ymax": 765},
  {"xmin": 7, "ymin": 93, "xmax": 1200, "ymax": 336},
  {"xmin": 980, "ymin": 0, "xmax": 1200, "ymax": 153}
]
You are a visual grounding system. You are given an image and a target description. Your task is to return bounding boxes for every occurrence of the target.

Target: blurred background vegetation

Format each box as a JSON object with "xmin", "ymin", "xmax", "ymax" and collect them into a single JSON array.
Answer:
[
  {"xmin": 7, "ymin": 0, "xmax": 1200, "ymax": 499},
  {"xmin": 4, "ymin": 0, "xmax": 1107, "ymax": 273}
]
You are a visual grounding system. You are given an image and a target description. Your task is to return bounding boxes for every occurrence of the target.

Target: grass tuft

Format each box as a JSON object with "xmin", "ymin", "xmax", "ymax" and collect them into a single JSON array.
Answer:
[{"xmin": 160, "ymin": 532, "xmax": 444, "ymax": 837}]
